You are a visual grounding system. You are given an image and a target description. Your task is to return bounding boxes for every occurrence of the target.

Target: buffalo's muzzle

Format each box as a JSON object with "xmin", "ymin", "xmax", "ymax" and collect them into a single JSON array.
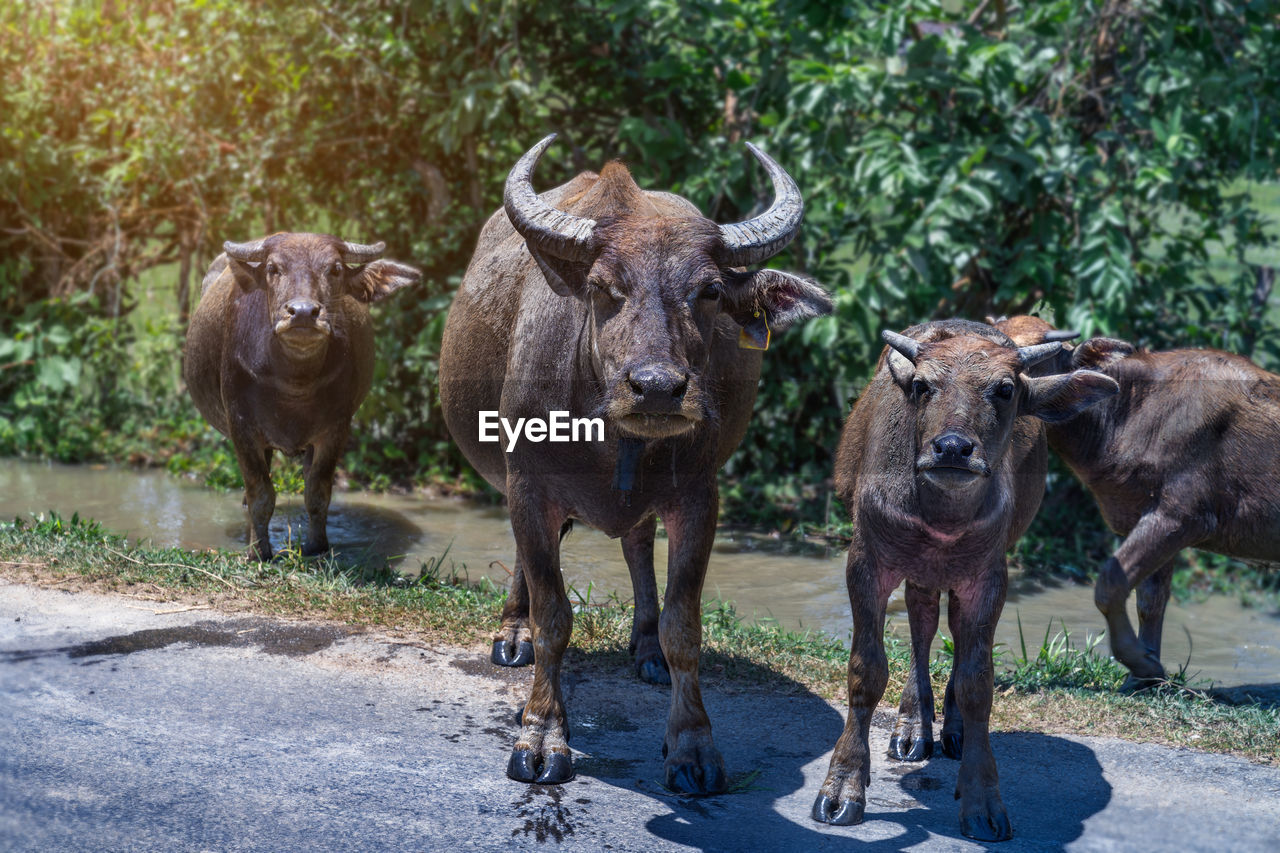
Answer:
[
  {"xmin": 612, "ymin": 361, "xmax": 700, "ymax": 438},
  {"xmin": 626, "ymin": 363, "xmax": 689, "ymax": 410},
  {"xmin": 274, "ymin": 299, "xmax": 332, "ymax": 340},
  {"xmin": 917, "ymin": 431, "xmax": 989, "ymax": 485}
]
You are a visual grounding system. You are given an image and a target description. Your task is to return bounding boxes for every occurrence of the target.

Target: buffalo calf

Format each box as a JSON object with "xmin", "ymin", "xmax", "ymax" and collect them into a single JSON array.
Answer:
[
  {"xmin": 811, "ymin": 320, "xmax": 1116, "ymax": 840},
  {"xmin": 184, "ymin": 232, "xmax": 419, "ymax": 560},
  {"xmin": 997, "ymin": 315, "xmax": 1280, "ymax": 688}
]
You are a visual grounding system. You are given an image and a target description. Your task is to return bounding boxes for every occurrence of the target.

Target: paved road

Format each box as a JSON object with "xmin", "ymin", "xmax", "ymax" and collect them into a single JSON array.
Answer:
[{"xmin": 2, "ymin": 580, "xmax": 1278, "ymax": 852}]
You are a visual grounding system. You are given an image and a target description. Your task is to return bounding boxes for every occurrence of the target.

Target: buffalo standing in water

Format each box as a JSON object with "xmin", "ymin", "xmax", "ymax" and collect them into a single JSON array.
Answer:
[
  {"xmin": 811, "ymin": 320, "xmax": 1117, "ymax": 840},
  {"xmin": 440, "ymin": 135, "xmax": 831, "ymax": 791},
  {"xmin": 996, "ymin": 314, "xmax": 1280, "ymax": 688},
  {"xmin": 184, "ymin": 232, "xmax": 419, "ymax": 560}
]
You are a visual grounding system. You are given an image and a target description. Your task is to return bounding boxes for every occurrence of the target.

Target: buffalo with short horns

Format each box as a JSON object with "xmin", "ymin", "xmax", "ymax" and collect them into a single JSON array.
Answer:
[
  {"xmin": 811, "ymin": 320, "xmax": 1117, "ymax": 841},
  {"xmin": 995, "ymin": 314, "xmax": 1280, "ymax": 689},
  {"xmin": 440, "ymin": 135, "xmax": 832, "ymax": 791},
  {"xmin": 184, "ymin": 232, "xmax": 420, "ymax": 560}
]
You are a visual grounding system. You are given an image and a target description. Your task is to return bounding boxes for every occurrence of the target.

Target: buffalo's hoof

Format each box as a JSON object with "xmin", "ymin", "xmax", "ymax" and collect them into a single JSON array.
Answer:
[
  {"xmin": 665, "ymin": 760, "xmax": 726, "ymax": 796},
  {"xmin": 811, "ymin": 793, "xmax": 865, "ymax": 826},
  {"xmin": 492, "ymin": 638, "xmax": 535, "ymax": 667},
  {"xmin": 941, "ymin": 730, "xmax": 963, "ymax": 760},
  {"xmin": 247, "ymin": 546, "xmax": 273, "ymax": 563},
  {"xmin": 507, "ymin": 748, "xmax": 574, "ymax": 784},
  {"xmin": 888, "ymin": 733, "xmax": 933, "ymax": 762},
  {"xmin": 635, "ymin": 654, "xmax": 671, "ymax": 685},
  {"xmin": 1116, "ymin": 671, "xmax": 1167, "ymax": 691},
  {"xmin": 663, "ymin": 738, "xmax": 727, "ymax": 795},
  {"xmin": 961, "ymin": 807, "xmax": 1013, "ymax": 841}
]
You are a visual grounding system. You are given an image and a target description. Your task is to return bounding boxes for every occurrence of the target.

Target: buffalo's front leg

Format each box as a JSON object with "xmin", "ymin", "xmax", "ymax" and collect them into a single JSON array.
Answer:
[
  {"xmin": 949, "ymin": 572, "xmax": 1012, "ymax": 842},
  {"xmin": 1136, "ymin": 562, "xmax": 1175, "ymax": 665},
  {"xmin": 233, "ymin": 428, "xmax": 275, "ymax": 561},
  {"xmin": 491, "ymin": 554, "xmax": 534, "ymax": 667},
  {"xmin": 506, "ymin": 486, "xmax": 573, "ymax": 784},
  {"xmin": 622, "ymin": 516, "xmax": 668, "ymax": 685},
  {"xmin": 889, "ymin": 581, "xmax": 938, "ymax": 762},
  {"xmin": 301, "ymin": 436, "xmax": 343, "ymax": 557},
  {"xmin": 658, "ymin": 485, "xmax": 725, "ymax": 794},
  {"xmin": 813, "ymin": 543, "xmax": 892, "ymax": 825},
  {"xmin": 1095, "ymin": 511, "xmax": 1202, "ymax": 687}
]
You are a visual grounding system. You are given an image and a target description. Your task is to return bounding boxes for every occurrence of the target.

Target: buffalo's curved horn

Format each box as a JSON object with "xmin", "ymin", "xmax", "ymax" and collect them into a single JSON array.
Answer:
[
  {"xmin": 340, "ymin": 241, "xmax": 386, "ymax": 264},
  {"xmin": 223, "ymin": 239, "xmax": 268, "ymax": 262},
  {"xmin": 504, "ymin": 134, "xmax": 597, "ymax": 264},
  {"xmin": 1016, "ymin": 342, "xmax": 1063, "ymax": 369},
  {"xmin": 882, "ymin": 330, "xmax": 922, "ymax": 364},
  {"xmin": 1041, "ymin": 329, "xmax": 1082, "ymax": 343},
  {"xmin": 718, "ymin": 143, "xmax": 804, "ymax": 267}
]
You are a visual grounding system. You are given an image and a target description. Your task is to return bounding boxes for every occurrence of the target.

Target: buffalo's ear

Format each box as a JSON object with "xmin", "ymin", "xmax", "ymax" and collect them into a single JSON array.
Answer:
[
  {"xmin": 1021, "ymin": 369, "xmax": 1119, "ymax": 422},
  {"xmin": 226, "ymin": 257, "xmax": 264, "ymax": 293},
  {"xmin": 355, "ymin": 259, "xmax": 421, "ymax": 303},
  {"xmin": 525, "ymin": 245, "xmax": 592, "ymax": 298},
  {"xmin": 1071, "ymin": 337, "xmax": 1135, "ymax": 370},
  {"xmin": 725, "ymin": 268, "xmax": 833, "ymax": 333}
]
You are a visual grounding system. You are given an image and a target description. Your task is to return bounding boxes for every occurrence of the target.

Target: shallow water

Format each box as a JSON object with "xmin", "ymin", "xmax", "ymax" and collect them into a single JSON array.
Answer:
[{"xmin": 2, "ymin": 459, "xmax": 1277, "ymax": 692}]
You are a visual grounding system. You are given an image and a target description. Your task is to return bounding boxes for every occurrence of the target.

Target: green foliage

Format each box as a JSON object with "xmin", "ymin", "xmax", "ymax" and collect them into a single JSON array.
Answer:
[{"xmin": 2, "ymin": 1, "xmax": 1278, "ymax": 554}]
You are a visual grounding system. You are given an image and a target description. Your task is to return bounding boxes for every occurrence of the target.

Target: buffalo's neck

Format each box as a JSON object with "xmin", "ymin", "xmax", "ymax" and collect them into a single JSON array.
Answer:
[
  {"xmin": 269, "ymin": 337, "xmax": 334, "ymax": 388},
  {"xmin": 1044, "ymin": 393, "xmax": 1113, "ymax": 480}
]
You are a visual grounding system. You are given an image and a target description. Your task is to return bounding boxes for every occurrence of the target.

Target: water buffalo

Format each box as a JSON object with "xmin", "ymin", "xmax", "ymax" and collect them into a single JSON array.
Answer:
[
  {"xmin": 439, "ymin": 135, "xmax": 831, "ymax": 790},
  {"xmin": 184, "ymin": 232, "xmax": 420, "ymax": 560},
  {"xmin": 810, "ymin": 320, "xmax": 1117, "ymax": 840},
  {"xmin": 994, "ymin": 315, "xmax": 1280, "ymax": 688}
]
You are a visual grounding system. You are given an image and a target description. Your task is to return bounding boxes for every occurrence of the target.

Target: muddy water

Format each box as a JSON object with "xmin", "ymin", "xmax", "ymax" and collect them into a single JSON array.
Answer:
[{"xmin": 2, "ymin": 459, "xmax": 1277, "ymax": 691}]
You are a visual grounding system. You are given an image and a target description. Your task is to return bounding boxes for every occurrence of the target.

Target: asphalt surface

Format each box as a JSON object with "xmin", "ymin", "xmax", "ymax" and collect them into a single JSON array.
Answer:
[{"xmin": 2, "ymin": 580, "xmax": 1278, "ymax": 852}]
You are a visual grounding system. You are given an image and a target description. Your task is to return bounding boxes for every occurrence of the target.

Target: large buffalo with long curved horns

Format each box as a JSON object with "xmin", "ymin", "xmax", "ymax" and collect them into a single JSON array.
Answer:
[
  {"xmin": 440, "ymin": 135, "xmax": 832, "ymax": 791},
  {"xmin": 184, "ymin": 232, "xmax": 420, "ymax": 560}
]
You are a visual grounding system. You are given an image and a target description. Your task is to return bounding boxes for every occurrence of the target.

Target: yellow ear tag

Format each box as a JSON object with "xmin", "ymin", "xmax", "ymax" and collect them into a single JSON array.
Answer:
[{"xmin": 738, "ymin": 309, "xmax": 771, "ymax": 351}]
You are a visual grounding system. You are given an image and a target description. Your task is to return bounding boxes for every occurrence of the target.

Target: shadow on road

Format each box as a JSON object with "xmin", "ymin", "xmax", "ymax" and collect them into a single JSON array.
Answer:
[{"xmin": 513, "ymin": 645, "xmax": 1115, "ymax": 850}]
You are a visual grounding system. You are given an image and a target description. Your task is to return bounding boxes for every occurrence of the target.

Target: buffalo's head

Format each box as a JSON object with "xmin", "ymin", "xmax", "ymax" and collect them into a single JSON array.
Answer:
[
  {"xmin": 990, "ymin": 314, "xmax": 1136, "ymax": 376},
  {"xmin": 504, "ymin": 135, "xmax": 832, "ymax": 439},
  {"xmin": 882, "ymin": 328, "xmax": 1118, "ymax": 493},
  {"xmin": 223, "ymin": 232, "xmax": 420, "ymax": 357}
]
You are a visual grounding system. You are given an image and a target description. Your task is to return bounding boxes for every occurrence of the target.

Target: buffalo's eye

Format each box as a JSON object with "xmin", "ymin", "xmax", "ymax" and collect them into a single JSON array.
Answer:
[
  {"xmin": 329, "ymin": 262, "xmax": 343, "ymax": 278},
  {"xmin": 696, "ymin": 281, "xmax": 722, "ymax": 301},
  {"xmin": 912, "ymin": 379, "xmax": 930, "ymax": 399},
  {"xmin": 265, "ymin": 262, "xmax": 279, "ymax": 277},
  {"xmin": 994, "ymin": 380, "xmax": 1015, "ymax": 401}
]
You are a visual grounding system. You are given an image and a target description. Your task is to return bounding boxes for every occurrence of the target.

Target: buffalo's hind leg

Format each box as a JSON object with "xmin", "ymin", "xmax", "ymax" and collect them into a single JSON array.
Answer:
[
  {"xmin": 301, "ymin": 437, "xmax": 343, "ymax": 557},
  {"xmin": 889, "ymin": 581, "xmax": 938, "ymax": 762},
  {"xmin": 622, "ymin": 516, "xmax": 669, "ymax": 685},
  {"xmin": 492, "ymin": 554, "xmax": 534, "ymax": 667},
  {"xmin": 505, "ymin": 486, "xmax": 574, "ymax": 785},
  {"xmin": 813, "ymin": 543, "xmax": 892, "ymax": 826},
  {"xmin": 1095, "ymin": 511, "xmax": 1202, "ymax": 688},
  {"xmin": 234, "ymin": 435, "xmax": 275, "ymax": 561}
]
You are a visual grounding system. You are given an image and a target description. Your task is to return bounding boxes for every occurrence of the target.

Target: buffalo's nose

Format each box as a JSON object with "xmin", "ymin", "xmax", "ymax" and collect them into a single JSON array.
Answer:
[
  {"xmin": 627, "ymin": 363, "xmax": 689, "ymax": 402},
  {"xmin": 286, "ymin": 300, "xmax": 321, "ymax": 321},
  {"xmin": 932, "ymin": 432, "xmax": 975, "ymax": 464}
]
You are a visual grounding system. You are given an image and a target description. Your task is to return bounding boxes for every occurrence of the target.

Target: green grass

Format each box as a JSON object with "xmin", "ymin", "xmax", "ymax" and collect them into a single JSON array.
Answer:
[{"xmin": 3, "ymin": 512, "xmax": 1276, "ymax": 765}]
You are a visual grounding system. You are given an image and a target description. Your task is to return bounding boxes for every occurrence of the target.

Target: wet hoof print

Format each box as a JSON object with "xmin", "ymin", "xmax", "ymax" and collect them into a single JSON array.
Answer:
[
  {"xmin": 635, "ymin": 653, "xmax": 671, "ymax": 686},
  {"xmin": 491, "ymin": 638, "xmax": 535, "ymax": 668},
  {"xmin": 810, "ymin": 793, "xmax": 865, "ymax": 826},
  {"xmin": 507, "ymin": 748, "xmax": 575, "ymax": 785},
  {"xmin": 888, "ymin": 733, "xmax": 933, "ymax": 762}
]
